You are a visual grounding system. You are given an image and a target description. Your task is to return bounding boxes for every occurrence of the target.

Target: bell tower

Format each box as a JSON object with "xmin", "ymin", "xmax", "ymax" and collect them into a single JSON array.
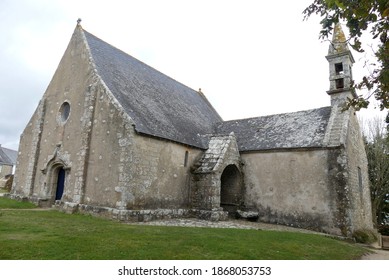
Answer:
[{"xmin": 326, "ymin": 23, "xmax": 357, "ymax": 106}]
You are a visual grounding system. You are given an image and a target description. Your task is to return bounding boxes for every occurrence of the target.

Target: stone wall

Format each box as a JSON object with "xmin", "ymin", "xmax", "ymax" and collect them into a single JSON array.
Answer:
[
  {"xmin": 344, "ymin": 112, "xmax": 374, "ymax": 232},
  {"xmin": 14, "ymin": 27, "xmax": 98, "ymax": 206},
  {"xmin": 242, "ymin": 149, "xmax": 338, "ymax": 234},
  {"xmin": 84, "ymin": 83, "xmax": 204, "ymax": 210},
  {"xmin": 326, "ymin": 148, "xmax": 351, "ymax": 236},
  {"xmin": 0, "ymin": 164, "xmax": 13, "ymax": 178},
  {"xmin": 11, "ymin": 98, "xmax": 46, "ymax": 198},
  {"xmin": 323, "ymin": 105, "xmax": 374, "ymax": 236},
  {"xmin": 241, "ymin": 110, "xmax": 374, "ymax": 237}
]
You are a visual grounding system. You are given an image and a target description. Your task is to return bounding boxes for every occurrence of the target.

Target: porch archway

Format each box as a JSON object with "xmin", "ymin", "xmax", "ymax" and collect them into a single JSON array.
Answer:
[{"xmin": 220, "ymin": 164, "xmax": 242, "ymax": 213}]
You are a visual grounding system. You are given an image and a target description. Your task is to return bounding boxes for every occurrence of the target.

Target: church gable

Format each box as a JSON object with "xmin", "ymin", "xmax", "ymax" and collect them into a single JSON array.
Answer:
[
  {"xmin": 190, "ymin": 133, "xmax": 242, "ymax": 217},
  {"xmin": 192, "ymin": 133, "xmax": 241, "ymax": 174}
]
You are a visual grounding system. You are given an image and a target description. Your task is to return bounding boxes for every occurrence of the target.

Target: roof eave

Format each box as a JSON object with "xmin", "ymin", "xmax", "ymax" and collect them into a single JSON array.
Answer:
[{"xmin": 239, "ymin": 145, "xmax": 341, "ymax": 154}]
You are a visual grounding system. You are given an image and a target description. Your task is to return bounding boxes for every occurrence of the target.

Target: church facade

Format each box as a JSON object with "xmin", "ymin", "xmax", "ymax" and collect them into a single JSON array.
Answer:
[{"xmin": 11, "ymin": 23, "xmax": 374, "ymax": 237}]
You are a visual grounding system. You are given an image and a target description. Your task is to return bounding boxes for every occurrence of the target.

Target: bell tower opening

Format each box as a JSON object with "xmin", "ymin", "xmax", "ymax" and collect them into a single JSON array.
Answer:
[
  {"xmin": 335, "ymin": 78, "xmax": 344, "ymax": 89},
  {"xmin": 335, "ymin": 63, "xmax": 344, "ymax": 75}
]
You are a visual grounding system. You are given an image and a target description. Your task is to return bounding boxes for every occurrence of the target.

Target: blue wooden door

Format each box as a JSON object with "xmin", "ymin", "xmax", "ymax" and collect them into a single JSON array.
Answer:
[{"xmin": 55, "ymin": 168, "xmax": 65, "ymax": 200}]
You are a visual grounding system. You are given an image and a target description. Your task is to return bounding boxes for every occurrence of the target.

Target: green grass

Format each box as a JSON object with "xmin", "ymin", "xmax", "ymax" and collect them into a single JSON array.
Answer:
[
  {"xmin": 0, "ymin": 198, "xmax": 369, "ymax": 260},
  {"xmin": 0, "ymin": 196, "xmax": 37, "ymax": 209}
]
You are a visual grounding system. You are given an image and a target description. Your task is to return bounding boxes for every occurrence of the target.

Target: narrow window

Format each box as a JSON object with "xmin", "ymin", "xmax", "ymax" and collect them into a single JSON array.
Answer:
[
  {"xmin": 184, "ymin": 151, "xmax": 189, "ymax": 167},
  {"xmin": 335, "ymin": 78, "xmax": 344, "ymax": 89},
  {"xmin": 349, "ymin": 66, "xmax": 353, "ymax": 80},
  {"xmin": 358, "ymin": 167, "xmax": 363, "ymax": 192},
  {"xmin": 335, "ymin": 63, "xmax": 344, "ymax": 75}
]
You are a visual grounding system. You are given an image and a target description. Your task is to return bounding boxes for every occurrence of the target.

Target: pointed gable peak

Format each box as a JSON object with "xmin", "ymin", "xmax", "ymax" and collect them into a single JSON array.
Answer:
[{"xmin": 328, "ymin": 23, "xmax": 349, "ymax": 55}]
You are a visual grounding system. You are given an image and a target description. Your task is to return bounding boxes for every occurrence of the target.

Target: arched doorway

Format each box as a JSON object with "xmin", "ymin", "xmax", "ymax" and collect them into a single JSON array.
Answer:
[
  {"xmin": 55, "ymin": 167, "xmax": 66, "ymax": 201},
  {"xmin": 220, "ymin": 164, "xmax": 242, "ymax": 213}
]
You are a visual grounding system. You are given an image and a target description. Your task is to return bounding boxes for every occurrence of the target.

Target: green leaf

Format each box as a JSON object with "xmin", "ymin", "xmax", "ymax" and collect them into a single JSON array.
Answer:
[
  {"xmin": 335, "ymin": 0, "xmax": 346, "ymax": 9},
  {"xmin": 382, "ymin": 8, "xmax": 389, "ymax": 18}
]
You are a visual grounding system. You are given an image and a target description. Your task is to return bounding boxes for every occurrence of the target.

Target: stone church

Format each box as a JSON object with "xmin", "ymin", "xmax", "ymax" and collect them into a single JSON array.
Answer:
[{"xmin": 11, "ymin": 23, "xmax": 374, "ymax": 237}]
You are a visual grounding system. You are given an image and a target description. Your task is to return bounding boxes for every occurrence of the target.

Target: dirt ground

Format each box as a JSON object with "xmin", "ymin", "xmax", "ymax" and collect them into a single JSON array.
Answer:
[{"xmin": 360, "ymin": 242, "xmax": 389, "ymax": 260}]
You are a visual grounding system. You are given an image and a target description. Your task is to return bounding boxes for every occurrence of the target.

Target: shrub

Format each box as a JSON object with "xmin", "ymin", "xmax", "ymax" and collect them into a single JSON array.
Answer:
[
  {"xmin": 4, "ymin": 174, "xmax": 13, "ymax": 192},
  {"xmin": 352, "ymin": 229, "xmax": 377, "ymax": 244}
]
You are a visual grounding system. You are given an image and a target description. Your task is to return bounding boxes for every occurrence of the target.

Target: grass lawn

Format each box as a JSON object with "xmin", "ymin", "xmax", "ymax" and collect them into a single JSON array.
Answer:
[
  {"xmin": 0, "ymin": 196, "xmax": 37, "ymax": 209},
  {"xmin": 0, "ymin": 198, "xmax": 369, "ymax": 260}
]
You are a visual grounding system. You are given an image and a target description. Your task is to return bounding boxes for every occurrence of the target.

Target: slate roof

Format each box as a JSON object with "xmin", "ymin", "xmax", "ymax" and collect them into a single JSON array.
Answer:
[
  {"xmin": 0, "ymin": 146, "xmax": 17, "ymax": 166},
  {"xmin": 81, "ymin": 28, "xmax": 333, "ymax": 152},
  {"xmin": 215, "ymin": 107, "xmax": 332, "ymax": 152},
  {"xmin": 84, "ymin": 30, "xmax": 222, "ymax": 149}
]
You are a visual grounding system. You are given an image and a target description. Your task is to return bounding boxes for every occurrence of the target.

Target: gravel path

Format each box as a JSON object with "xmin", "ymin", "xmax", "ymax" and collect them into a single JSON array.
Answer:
[
  {"xmin": 361, "ymin": 249, "xmax": 389, "ymax": 260},
  {"xmin": 360, "ymin": 242, "xmax": 389, "ymax": 260},
  {"xmin": 130, "ymin": 218, "xmax": 325, "ymax": 234}
]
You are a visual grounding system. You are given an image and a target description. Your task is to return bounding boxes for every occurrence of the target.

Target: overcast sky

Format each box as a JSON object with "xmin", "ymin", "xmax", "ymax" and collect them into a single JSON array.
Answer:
[{"xmin": 0, "ymin": 0, "xmax": 386, "ymax": 150}]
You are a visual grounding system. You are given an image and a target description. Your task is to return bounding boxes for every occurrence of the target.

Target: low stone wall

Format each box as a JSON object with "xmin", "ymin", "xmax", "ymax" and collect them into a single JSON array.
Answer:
[
  {"xmin": 7, "ymin": 194, "xmax": 228, "ymax": 222},
  {"xmin": 56, "ymin": 202, "xmax": 229, "ymax": 222}
]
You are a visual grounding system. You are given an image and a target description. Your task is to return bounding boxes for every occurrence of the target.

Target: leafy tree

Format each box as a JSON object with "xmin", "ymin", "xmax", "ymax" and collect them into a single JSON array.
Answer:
[
  {"xmin": 363, "ymin": 117, "xmax": 389, "ymax": 225},
  {"xmin": 303, "ymin": 0, "xmax": 389, "ymax": 113}
]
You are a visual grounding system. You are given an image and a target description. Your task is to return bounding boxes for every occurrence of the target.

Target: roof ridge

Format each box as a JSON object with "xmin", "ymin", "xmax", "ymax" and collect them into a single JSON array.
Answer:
[
  {"xmin": 82, "ymin": 28, "xmax": 222, "ymax": 148},
  {"xmin": 219, "ymin": 106, "xmax": 332, "ymax": 124},
  {"xmin": 215, "ymin": 106, "xmax": 332, "ymax": 151}
]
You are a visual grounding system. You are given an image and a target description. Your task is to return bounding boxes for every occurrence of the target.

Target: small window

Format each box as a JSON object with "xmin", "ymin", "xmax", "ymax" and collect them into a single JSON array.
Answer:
[
  {"xmin": 335, "ymin": 78, "xmax": 344, "ymax": 89},
  {"xmin": 358, "ymin": 167, "xmax": 363, "ymax": 192},
  {"xmin": 335, "ymin": 63, "xmax": 344, "ymax": 75},
  {"xmin": 184, "ymin": 151, "xmax": 189, "ymax": 167},
  {"xmin": 59, "ymin": 102, "xmax": 71, "ymax": 123}
]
